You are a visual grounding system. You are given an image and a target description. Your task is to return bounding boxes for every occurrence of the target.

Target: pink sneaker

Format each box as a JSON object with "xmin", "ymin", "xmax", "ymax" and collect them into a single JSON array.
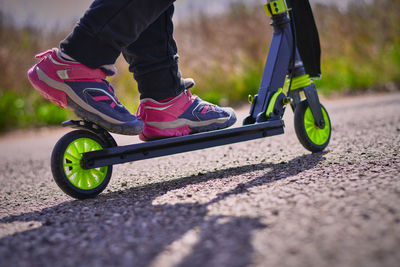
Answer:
[
  {"xmin": 27, "ymin": 48, "xmax": 143, "ymax": 135},
  {"xmin": 136, "ymin": 90, "xmax": 236, "ymax": 141}
]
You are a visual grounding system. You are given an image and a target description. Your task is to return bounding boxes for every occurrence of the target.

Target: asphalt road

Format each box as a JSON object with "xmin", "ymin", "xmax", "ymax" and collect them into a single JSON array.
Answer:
[{"xmin": 0, "ymin": 93, "xmax": 399, "ymax": 267}]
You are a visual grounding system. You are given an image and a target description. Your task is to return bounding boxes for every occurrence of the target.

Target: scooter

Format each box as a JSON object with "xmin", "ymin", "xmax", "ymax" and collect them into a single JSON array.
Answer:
[{"xmin": 51, "ymin": 0, "xmax": 332, "ymax": 199}]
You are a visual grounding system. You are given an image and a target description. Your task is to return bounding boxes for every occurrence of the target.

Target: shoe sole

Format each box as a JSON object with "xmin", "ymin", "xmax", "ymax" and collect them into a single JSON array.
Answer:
[
  {"xmin": 140, "ymin": 112, "xmax": 237, "ymax": 141},
  {"xmin": 68, "ymin": 98, "xmax": 143, "ymax": 135}
]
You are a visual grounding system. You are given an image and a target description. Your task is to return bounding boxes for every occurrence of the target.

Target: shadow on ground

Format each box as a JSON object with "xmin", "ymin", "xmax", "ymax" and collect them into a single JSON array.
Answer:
[{"xmin": 0, "ymin": 152, "xmax": 325, "ymax": 266}]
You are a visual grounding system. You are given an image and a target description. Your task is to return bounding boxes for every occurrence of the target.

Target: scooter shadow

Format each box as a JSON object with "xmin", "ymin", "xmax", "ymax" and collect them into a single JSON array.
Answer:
[{"xmin": 0, "ymin": 152, "xmax": 325, "ymax": 266}]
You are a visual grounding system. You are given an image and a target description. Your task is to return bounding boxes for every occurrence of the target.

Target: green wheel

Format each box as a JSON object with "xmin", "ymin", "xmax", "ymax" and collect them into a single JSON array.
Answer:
[
  {"xmin": 51, "ymin": 130, "xmax": 113, "ymax": 199},
  {"xmin": 294, "ymin": 100, "xmax": 331, "ymax": 152}
]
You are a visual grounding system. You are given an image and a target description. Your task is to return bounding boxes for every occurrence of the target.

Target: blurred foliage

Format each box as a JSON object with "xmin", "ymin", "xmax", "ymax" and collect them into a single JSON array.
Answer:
[
  {"xmin": 0, "ymin": 91, "xmax": 68, "ymax": 130},
  {"xmin": 313, "ymin": 0, "xmax": 400, "ymax": 93},
  {"xmin": 173, "ymin": 0, "xmax": 400, "ymax": 101},
  {"xmin": 0, "ymin": 11, "xmax": 70, "ymax": 131},
  {"xmin": 0, "ymin": 0, "xmax": 399, "ymax": 132}
]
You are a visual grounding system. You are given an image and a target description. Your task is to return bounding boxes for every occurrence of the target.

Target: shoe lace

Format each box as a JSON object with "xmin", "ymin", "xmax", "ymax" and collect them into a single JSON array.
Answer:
[
  {"xmin": 184, "ymin": 89, "xmax": 196, "ymax": 102},
  {"xmin": 136, "ymin": 103, "xmax": 144, "ymax": 119},
  {"xmin": 35, "ymin": 49, "xmax": 53, "ymax": 59},
  {"xmin": 103, "ymin": 79, "xmax": 121, "ymax": 104}
]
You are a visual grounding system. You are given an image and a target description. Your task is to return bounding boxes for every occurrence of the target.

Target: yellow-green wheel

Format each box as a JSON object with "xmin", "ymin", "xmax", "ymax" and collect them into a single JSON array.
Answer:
[
  {"xmin": 294, "ymin": 100, "xmax": 331, "ymax": 152},
  {"xmin": 51, "ymin": 130, "xmax": 113, "ymax": 199}
]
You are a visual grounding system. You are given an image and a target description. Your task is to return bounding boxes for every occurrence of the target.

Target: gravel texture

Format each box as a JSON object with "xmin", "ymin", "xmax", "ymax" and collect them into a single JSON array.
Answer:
[{"xmin": 0, "ymin": 93, "xmax": 399, "ymax": 267}]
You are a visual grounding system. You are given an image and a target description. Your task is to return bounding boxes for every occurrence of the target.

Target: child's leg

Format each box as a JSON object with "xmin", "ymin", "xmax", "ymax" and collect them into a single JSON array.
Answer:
[
  {"xmin": 60, "ymin": 0, "xmax": 176, "ymax": 69},
  {"xmin": 121, "ymin": 5, "xmax": 184, "ymax": 101},
  {"xmin": 121, "ymin": 5, "xmax": 237, "ymax": 141},
  {"xmin": 28, "ymin": 0, "xmax": 176, "ymax": 135}
]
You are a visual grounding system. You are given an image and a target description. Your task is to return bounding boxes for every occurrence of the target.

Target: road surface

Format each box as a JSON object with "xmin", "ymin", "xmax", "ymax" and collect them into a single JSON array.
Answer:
[{"xmin": 0, "ymin": 93, "xmax": 399, "ymax": 267}]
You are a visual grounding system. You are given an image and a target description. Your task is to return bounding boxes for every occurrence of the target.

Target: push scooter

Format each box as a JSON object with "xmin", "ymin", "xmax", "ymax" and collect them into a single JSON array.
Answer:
[{"xmin": 51, "ymin": 0, "xmax": 332, "ymax": 199}]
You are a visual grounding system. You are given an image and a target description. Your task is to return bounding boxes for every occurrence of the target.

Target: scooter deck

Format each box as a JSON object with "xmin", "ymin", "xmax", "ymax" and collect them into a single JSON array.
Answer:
[{"xmin": 81, "ymin": 120, "xmax": 285, "ymax": 169}]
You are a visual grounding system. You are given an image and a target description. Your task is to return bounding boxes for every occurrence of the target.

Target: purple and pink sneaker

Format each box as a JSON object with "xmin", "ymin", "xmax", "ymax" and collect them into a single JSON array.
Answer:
[
  {"xmin": 27, "ymin": 48, "xmax": 144, "ymax": 135},
  {"xmin": 136, "ymin": 90, "xmax": 237, "ymax": 141}
]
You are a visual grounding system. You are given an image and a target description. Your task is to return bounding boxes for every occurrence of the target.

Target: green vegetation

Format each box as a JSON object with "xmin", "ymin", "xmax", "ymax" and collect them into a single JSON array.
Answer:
[
  {"xmin": 313, "ymin": 0, "xmax": 400, "ymax": 93},
  {"xmin": 0, "ymin": 12, "xmax": 71, "ymax": 131},
  {"xmin": 0, "ymin": 91, "xmax": 68, "ymax": 129},
  {"xmin": 174, "ymin": 0, "xmax": 400, "ymax": 100},
  {"xmin": 0, "ymin": 0, "xmax": 399, "ymax": 132}
]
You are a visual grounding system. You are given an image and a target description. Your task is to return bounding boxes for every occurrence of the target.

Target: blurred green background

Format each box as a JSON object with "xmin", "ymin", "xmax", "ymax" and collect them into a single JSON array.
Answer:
[{"xmin": 0, "ymin": 0, "xmax": 399, "ymax": 132}]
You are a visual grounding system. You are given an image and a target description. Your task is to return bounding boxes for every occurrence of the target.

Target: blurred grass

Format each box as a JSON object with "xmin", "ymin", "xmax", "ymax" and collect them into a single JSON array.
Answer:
[
  {"xmin": 313, "ymin": 0, "xmax": 400, "ymax": 94},
  {"xmin": 0, "ymin": 11, "xmax": 72, "ymax": 131},
  {"xmin": 0, "ymin": 0, "xmax": 399, "ymax": 132}
]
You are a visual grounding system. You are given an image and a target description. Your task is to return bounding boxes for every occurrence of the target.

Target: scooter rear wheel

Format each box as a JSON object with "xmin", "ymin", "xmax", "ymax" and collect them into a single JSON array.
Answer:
[
  {"xmin": 51, "ymin": 130, "xmax": 113, "ymax": 199},
  {"xmin": 294, "ymin": 100, "xmax": 331, "ymax": 152}
]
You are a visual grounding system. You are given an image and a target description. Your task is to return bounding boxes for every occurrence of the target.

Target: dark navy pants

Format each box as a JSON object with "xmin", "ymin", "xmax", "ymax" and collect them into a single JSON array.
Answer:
[{"xmin": 60, "ymin": 0, "xmax": 184, "ymax": 101}]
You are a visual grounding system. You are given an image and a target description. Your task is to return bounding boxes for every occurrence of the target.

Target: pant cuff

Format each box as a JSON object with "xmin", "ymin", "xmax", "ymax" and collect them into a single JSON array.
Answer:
[
  {"xmin": 60, "ymin": 27, "xmax": 120, "ymax": 69},
  {"xmin": 136, "ymin": 63, "xmax": 185, "ymax": 101}
]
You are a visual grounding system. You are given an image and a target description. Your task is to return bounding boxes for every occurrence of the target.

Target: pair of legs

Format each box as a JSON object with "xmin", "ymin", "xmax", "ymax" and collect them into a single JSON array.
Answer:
[
  {"xmin": 61, "ymin": 0, "xmax": 183, "ymax": 101},
  {"xmin": 28, "ymin": 0, "xmax": 236, "ymax": 140}
]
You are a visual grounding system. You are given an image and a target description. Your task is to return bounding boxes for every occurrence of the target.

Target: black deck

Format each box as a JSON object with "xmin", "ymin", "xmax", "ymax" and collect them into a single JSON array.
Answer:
[{"xmin": 82, "ymin": 120, "xmax": 285, "ymax": 169}]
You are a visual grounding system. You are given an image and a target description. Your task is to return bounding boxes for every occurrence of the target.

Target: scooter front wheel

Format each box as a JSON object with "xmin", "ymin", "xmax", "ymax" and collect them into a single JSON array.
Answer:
[
  {"xmin": 294, "ymin": 100, "xmax": 331, "ymax": 152},
  {"xmin": 51, "ymin": 130, "xmax": 113, "ymax": 199}
]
